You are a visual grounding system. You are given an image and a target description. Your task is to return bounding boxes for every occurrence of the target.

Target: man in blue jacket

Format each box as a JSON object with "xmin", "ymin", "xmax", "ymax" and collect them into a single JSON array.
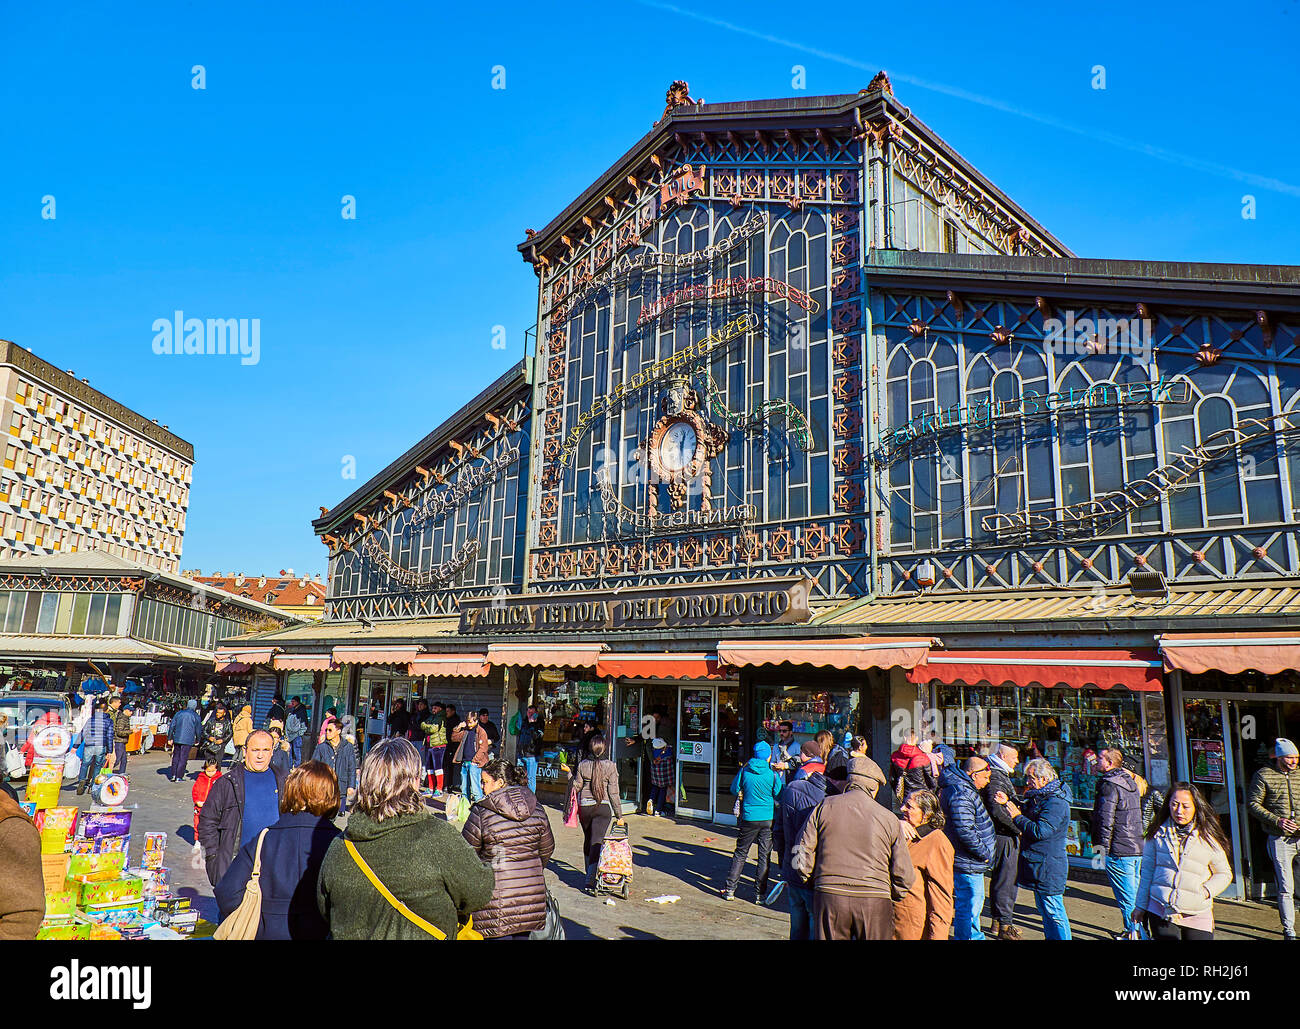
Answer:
[
  {"xmin": 722, "ymin": 741, "xmax": 784, "ymax": 903},
  {"xmin": 167, "ymin": 699, "xmax": 202, "ymax": 783},
  {"xmin": 939, "ymin": 755, "xmax": 995, "ymax": 940},
  {"xmin": 773, "ymin": 739, "xmax": 830, "ymax": 939},
  {"xmin": 75, "ymin": 700, "xmax": 114, "ymax": 796}
]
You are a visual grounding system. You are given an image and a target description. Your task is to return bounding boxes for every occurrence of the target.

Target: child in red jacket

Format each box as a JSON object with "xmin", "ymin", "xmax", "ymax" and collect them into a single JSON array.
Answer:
[{"xmin": 191, "ymin": 759, "xmax": 222, "ymax": 852}]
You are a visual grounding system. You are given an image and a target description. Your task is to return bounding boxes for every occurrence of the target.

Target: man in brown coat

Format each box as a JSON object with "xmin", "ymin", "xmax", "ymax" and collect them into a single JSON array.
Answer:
[
  {"xmin": 794, "ymin": 756, "xmax": 916, "ymax": 940},
  {"xmin": 0, "ymin": 783, "xmax": 44, "ymax": 939}
]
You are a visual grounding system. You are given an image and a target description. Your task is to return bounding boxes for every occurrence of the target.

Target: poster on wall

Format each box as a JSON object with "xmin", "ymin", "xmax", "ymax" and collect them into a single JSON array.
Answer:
[
  {"xmin": 681, "ymin": 691, "xmax": 712, "ymax": 742},
  {"xmin": 1190, "ymin": 739, "xmax": 1226, "ymax": 785}
]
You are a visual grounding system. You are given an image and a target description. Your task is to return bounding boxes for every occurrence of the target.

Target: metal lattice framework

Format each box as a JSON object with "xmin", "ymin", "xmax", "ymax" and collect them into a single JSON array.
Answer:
[{"xmin": 874, "ymin": 284, "xmax": 1300, "ymax": 593}]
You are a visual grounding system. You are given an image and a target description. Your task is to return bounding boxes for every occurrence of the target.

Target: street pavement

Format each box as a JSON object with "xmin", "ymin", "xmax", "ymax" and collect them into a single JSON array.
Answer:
[{"xmin": 46, "ymin": 749, "xmax": 1287, "ymax": 941}]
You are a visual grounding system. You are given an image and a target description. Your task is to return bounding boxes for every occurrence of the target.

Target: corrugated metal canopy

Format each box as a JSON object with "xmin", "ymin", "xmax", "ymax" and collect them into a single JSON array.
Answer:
[{"xmin": 815, "ymin": 581, "xmax": 1300, "ymax": 631}]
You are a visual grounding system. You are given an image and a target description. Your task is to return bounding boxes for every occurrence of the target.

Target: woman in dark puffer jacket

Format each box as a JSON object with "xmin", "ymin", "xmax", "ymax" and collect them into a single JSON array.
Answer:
[{"xmin": 463, "ymin": 759, "xmax": 555, "ymax": 938}]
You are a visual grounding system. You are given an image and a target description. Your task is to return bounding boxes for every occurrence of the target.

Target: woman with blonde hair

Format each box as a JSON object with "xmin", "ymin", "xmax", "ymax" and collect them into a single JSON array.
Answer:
[{"xmin": 316, "ymin": 738, "xmax": 493, "ymax": 940}]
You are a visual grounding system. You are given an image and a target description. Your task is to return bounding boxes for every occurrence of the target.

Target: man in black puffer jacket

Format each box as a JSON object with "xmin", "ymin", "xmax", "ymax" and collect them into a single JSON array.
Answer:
[
  {"xmin": 984, "ymin": 743, "xmax": 1023, "ymax": 939},
  {"xmin": 1091, "ymin": 747, "xmax": 1144, "ymax": 938}
]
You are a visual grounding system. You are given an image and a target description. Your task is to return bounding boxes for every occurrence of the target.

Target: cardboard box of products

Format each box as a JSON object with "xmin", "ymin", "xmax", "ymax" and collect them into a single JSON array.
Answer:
[
  {"xmin": 80, "ymin": 810, "xmax": 132, "ymax": 839},
  {"xmin": 81, "ymin": 900, "xmax": 147, "ymax": 926},
  {"xmin": 36, "ymin": 920, "xmax": 92, "ymax": 941},
  {"xmin": 43, "ymin": 890, "xmax": 79, "ymax": 917},
  {"xmin": 75, "ymin": 873, "xmax": 143, "ymax": 907},
  {"xmin": 40, "ymin": 853, "xmax": 70, "ymax": 894},
  {"xmin": 67, "ymin": 851, "xmax": 127, "ymax": 878},
  {"xmin": 25, "ymin": 761, "xmax": 63, "ymax": 809}
]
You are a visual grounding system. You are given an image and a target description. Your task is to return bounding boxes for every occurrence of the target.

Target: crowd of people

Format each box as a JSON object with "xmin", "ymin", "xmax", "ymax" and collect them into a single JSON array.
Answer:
[
  {"xmin": 3, "ymin": 683, "xmax": 1297, "ymax": 943},
  {"xmin": 722, "ymin": 720, "xmax": 1300, "ymax": 942}
]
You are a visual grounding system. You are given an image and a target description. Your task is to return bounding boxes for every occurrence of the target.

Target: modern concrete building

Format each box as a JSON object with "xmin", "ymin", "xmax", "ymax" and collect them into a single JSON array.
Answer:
[{"xmin": 0, "ymin": 341, "xmax": 193, "ymax": 573}]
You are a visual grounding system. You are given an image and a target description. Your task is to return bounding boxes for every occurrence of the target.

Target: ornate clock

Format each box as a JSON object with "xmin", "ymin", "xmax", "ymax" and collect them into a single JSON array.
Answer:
[{"xmin": 641, "ymin": 377, "xmax": 728, "ymax": 525}]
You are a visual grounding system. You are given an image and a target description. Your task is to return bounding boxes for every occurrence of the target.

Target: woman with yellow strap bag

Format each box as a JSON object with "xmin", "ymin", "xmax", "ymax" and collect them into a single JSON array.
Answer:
[{"xmin": 317, "ymin": 738, "xmax": 495, "ymax": 940}]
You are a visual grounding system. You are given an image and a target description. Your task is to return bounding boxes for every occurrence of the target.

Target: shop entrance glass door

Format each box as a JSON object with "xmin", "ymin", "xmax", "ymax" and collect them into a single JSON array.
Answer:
[
  {"xmin": 677, "ymin": 686, "xmax": 715, "ymax": 820},
  {"xmin": 1228, "ymin": 699, "xmax": 1300, "ymax": 899},
  {"xmin": 613, "ymin": 685, "xmax": 643, "ymax": 813}
]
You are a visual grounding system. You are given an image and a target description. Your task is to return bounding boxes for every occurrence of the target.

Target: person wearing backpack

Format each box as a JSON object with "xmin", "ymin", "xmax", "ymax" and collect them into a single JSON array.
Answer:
[
  {"xmin": 570, "ymin": 734, "xmax": 623, "ymax": 892},
  {"xmin": 722, "ymin": 742, "xmax": 784, "ymax": 903}
]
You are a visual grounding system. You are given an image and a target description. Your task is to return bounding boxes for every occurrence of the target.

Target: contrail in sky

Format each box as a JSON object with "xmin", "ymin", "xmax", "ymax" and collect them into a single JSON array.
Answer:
[{"xmin": 636, "ymin": 0, "xmax": 1300, "ymax": 198}]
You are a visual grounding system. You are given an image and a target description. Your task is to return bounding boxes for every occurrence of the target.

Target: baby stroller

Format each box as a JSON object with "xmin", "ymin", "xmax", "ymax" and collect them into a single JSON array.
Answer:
[{"xmin": 594, "ymin": 822, "xmax": 633, "ymax": 899}]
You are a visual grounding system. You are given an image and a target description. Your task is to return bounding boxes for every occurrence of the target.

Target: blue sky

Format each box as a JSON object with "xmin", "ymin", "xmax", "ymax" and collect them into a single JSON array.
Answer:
[{"xmin": 2, "ymin": 0, "xmax": 1296, "ymax": 578}]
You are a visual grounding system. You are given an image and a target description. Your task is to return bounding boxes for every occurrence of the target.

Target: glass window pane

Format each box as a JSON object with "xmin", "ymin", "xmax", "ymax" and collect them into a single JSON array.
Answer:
[
  {"xmin": 4, "ymin": 594, "xmax": 24, "ymax": 633},
  {"xmin": 36, "ymin": 593, "xmax": 57, "ymax": 634},
  {"xmin": 104, "ymin": 594, "xmax": 122, "ymax": 634},
  {"xmin": 55, "ymin": 593, "xmax": 74, "ymax": 634},
  {"xmin": 20, "ymin": 592, "xmax": 41, "ymax": 634},
  {"xmin": 71, "ymin": 594, "xmax": 90, "ymax": 635},
  {"xmin": 86, "ymin": 594, "xmax": 107, "ymax": 635}
]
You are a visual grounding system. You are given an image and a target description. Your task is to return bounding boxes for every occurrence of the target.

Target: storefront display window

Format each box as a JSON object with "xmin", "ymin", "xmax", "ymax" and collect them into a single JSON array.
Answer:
[
  {"xmin": 755, "ymin": 683, "xmax": 859, "ymax": 751},
  {"xmin": 531, "ymin": 676, "xmax": 609, "ymax": 792},
  {"xmin": 934, "ymin": 683, "xmax": 1152, "ymax": 861}
]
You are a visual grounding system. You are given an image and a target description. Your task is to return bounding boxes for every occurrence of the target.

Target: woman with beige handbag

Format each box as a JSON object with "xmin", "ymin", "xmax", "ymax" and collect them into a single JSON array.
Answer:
[{"xmin": 214, "ymin": 762, "xmax": 342, "ymax": 940}]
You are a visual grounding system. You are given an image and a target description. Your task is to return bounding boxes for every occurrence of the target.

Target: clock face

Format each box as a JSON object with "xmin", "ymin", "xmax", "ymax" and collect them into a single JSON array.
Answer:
[{"xmin": 658, "ymin": 421, "xmax": 698, "ymax": 473}]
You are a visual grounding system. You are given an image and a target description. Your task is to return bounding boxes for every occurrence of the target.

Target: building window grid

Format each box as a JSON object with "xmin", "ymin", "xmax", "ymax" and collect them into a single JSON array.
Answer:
[{"xmin": 554, "ymin": 196, "xmax": 833, "ymax": 551}]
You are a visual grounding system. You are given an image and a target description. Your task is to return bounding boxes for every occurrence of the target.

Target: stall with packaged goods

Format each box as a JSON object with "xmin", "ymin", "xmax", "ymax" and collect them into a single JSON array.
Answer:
[
  {"xmin": 529, "ymin": 671, "xmax": 610, "ymax": 795},
  {"xmin": 907, "ymin": 648, "xmax": 1169, "ymax": 867}
]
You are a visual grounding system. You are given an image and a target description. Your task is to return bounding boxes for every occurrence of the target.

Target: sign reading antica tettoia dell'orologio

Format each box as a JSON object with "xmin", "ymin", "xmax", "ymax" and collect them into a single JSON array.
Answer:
[{"xmin": 458, "ymin": 576, "xmax": 813, "ymax": 633}]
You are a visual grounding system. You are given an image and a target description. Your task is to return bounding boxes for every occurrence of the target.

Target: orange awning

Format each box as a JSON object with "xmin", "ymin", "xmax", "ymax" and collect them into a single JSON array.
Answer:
[
  {"xmin": 1159, "ymin": 632, "xmax": 1300, "ymax": 675},
  {"xmin": 408, "ymin": 654, "xmax": 490, "ymax": 678},
  {"xmin": 717, "ymin": 637, "xmax": 934, "ymax": 671},
  {"xmin": 597, "ymin": 652, "xmax": 727, "ymax": 680},
  {"xmin": 332, "ymin": 645, "xmax": 423, "ymax": 666},
  {"xmin": 273, "ymin": 653, "xmax": 335, "ymax": 672},
  {"xmin": 486, "ymin": 643, "xmax": 604, "ymax": 669},
  {"xmin": 908, "ymin": 649, "xmax": 1163, "ymax": 692},
  {"xmin": 215, "ymin": 661, "xmax": 251, "ymax": 674},
  {"xmin": 214, "ymin": 646, "xmax": 279, "ymax": 666}
]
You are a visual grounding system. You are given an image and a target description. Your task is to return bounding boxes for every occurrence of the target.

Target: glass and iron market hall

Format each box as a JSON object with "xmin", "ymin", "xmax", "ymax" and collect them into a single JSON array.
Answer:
[{"xmin": 226, "ymin": 79, "xmax": 1300, "ymax": 900}]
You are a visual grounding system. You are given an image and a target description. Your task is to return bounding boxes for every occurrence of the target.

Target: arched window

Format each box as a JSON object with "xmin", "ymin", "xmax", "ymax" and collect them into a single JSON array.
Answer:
[{"xmin": 1160, "ymin": 364, "xmax": 1282, "ymax": 530}]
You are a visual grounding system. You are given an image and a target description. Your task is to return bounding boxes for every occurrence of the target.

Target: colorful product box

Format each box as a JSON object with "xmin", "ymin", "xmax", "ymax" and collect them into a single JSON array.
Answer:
[
  {"xmin": 25, "ymin": 761, "xmax": 63, "ymax": 809},
  {"xmin": 76, "ymin": 873, "xmax": 143, "ymax": 907},
  {"xmin": 68, "ymin": 851, "xmax": 127, "ymax": 877},
  {"xmin": 135, "ymin": 867, "xmax": 170, "ymax": 896},
  {"xmin": 81, "ymin": 900, "xmax": 146, "ymax": 926},
  {"xmin": 36, "ymin": 920, "xmax": 92, "ymax": 941},
  {"xmin": 40, "ymin": 853, "xmax": 70, "ymax": 894},
  {"xmin": 19, "ymin": 801, "xmax": 37, "ymax": 818},
  {"xmin": 43, "ymin": 890, "xmax": 79, "ymax": 917},
  {"xmin": 96, "ymin": 834, "xmax": 130, "ymax": 855},
  {"xmin": 142, "ymin": 832, "xmax": 167, "ymax": 869},
  {"xmin": 80, "ymin": 810, "xmax": 132, "ymax": 839},
  {"xmin": 69, "ymin": 838, "xmax": 97, "ymax": 856},
  {"xmin": 38, "ymin": 806, "xmax": 80, "ymax": 855}
]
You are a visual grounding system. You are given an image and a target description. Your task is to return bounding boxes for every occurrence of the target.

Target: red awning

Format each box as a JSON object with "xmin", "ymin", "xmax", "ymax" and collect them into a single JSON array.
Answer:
[
  {"xmin": 408, "ymin": 654, "xmax": 490, "ymax": 678},
  {"xmin": 214, "ymin": 647, "xmax": 279, "ymax": 666},
  {"xmin": 486, "ymin": 643, "xmax": 604, "ymax": 669},
  {"xmin": 332, "ymin": 645, "xmax": 423, "ymax": 666},
  {"xmin": 273, "ymin": 654, "xmax": 335, "ymax": 672},
  {"xmin": 1159, "ymin": 632, "xmax": 1300, "ymax": 675},
  {"xmin": 596, "ymin": 652, "xmax": 727, "ymax": 680},
  {"xmin": 907, "ymin": 649, "xmax": 1163, "ymax": 692},
  {"xmin": 716, "ymin": 637, "xmax": 934, "ymax": 671}
]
